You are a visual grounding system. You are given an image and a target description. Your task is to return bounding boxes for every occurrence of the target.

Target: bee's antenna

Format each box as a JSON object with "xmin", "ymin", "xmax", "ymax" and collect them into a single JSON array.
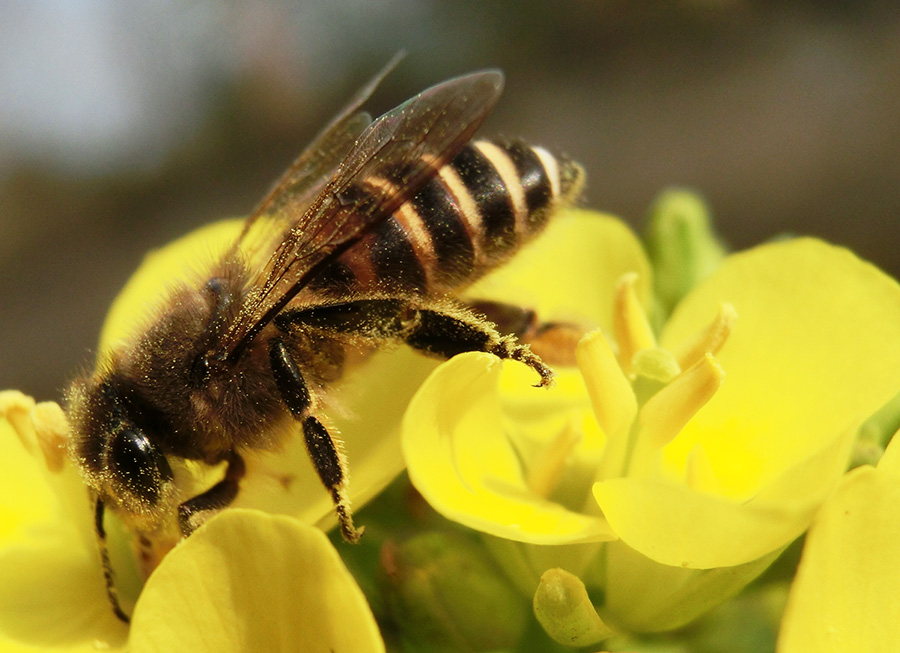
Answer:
[{"xmin": 94, "ymin": 496, "xmax": 131, "ymax": 623}]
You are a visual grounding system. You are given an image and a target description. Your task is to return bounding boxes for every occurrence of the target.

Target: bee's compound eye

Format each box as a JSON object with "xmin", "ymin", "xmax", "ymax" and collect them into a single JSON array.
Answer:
[{"xmin": 109, "ymin": 429, "xmax": 172, "ymax": 506}]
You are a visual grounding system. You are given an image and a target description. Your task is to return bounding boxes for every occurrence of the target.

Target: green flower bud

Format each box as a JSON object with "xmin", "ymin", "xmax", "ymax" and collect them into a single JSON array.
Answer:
[
  {"xmin": 643, "ymin": 188, "xmax": 727, "ymax": 315},
  {"xmin": 533, "ymin": 568, "xmax": 615, "ymax": 647},
  {"xmin": 379, "ymin": 532, "xmax": 528, "ymax": 651},
  {"xmin": 854, "ymin": 388, "xmax": 900, "ymax": 467}
]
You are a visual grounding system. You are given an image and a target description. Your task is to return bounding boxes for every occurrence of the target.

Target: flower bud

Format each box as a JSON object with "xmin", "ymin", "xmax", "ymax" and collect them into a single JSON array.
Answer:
[
  {"xmin": 854, "ymin": 388, "xmax": 900, "ymax": 467},
  {"xmin": 643, "ymin": 188, "xmax": 726, "ymax": 315},
  {"xmin": 379, "ymin": 532, "xmax": 528, "ymax": 651},
  {"xmin": 533, "ymin": 568, "xmax": 615, "ymax": 647}
]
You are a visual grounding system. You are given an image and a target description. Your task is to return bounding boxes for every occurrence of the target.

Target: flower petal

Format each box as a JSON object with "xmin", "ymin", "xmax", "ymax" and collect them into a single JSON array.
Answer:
[
  {"xmin": 0, "ymin": 392, "xmax": 127, "ymax": 649},
  {"xmin": 778, "ymin": 445, "xmax": 900, "ymax": 650},
  {"xmin": 464, "ymin": 209, "xmax": 652, "ymax": 332},
  {"xmin": 99, "ymin": 219, "xmax": 244, "ymax": 350},
  {"xmin": 129, "ymin": 509, "xmax": 384, "ymax": 653},
  {"xmin": 659, "ymin": 238, "xmax": 900, "ymax": 499},
  {"xmin": 594, "ymin": 418, "xmax": 854, "ymax": 569},
  {"xmin": 602, "ymin": 539, "xmax": 778, "ymax": 633},
  {"xmin": 403, "ymin": 353, "xmax": 615, "ymax": 544}
]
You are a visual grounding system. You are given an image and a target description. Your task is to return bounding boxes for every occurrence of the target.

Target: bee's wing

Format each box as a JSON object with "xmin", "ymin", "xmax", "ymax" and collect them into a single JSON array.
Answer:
[
  {"xmin": 218, "ymin": 70, "xmax": 505, "ymax": 362},
  {"xmin": 235, "ymin": 54, "xmax": 404, "ymax": 244}
]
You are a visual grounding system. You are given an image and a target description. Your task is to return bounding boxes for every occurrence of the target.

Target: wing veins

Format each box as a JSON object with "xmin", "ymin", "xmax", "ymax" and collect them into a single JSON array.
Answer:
[{"xmin": 219, "ymin": 70, "xmax": 504, "ymax": 362}]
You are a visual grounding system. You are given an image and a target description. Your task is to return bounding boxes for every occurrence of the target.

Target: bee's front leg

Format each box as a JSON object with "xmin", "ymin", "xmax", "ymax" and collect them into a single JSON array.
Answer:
[
  {"xmin": 177, "ymin": 450, "xmax": 246, "ymax": 537},
  {"xmin": 268, "ymin": 338, "xmax": 363, "ymax": 543}
]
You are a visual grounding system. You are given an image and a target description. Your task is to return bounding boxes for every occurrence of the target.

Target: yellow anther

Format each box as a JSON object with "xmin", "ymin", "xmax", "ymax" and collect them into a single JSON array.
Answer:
[
  {"xmin": 672, "ymin": 303, "xmax": 737, "ymax": 371},
  {"xmin": 525, "ymin": 421, "xmax": 582, "ymax": 499},
  {"xmin": 638, "ymin": 353, "xmax": 725, "ymax": 451},
  {"xmin": 613, "ymin": 273, "xmax": 656, "ymax": 376},
  {"xmin": 0, "ymin": 390, "xmax": 38, "ymax": 454},
  {"xmin": 32, "ymin": 401, "xmax": 70, "ymax": 473},
  {"xmin": 576, "ymin": 329, "xmax": 637, "ymax": 440},
  {"xmin": 684, "ymin": 443, "xmax": 717, "ymax": 492}
]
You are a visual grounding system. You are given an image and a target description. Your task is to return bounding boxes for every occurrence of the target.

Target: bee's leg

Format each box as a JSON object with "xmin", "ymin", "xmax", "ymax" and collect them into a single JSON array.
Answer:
[
  {"xmin": 279, "ymin": 299, "xmax": 553, "ymax": 387},
  {"xmin": 176, "ymin": 450, "xmax": 246, "ymax": 537},
  {"xmin": 404, "ymin": 305, "xmax": 554, "ymax": 387},
  {"xmin": 268, "ymin": 338, "xmax": 363, "ymax": 543},
  {"xmin": 93, "ymin": 496, "xmax": 131, "ymax": 623}
]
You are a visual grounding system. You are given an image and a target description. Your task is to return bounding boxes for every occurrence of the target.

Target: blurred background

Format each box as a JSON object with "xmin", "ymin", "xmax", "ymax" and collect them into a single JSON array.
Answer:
[{"xmin": 2, "ymin": 0, "xmax": 899, "ymax": 399}]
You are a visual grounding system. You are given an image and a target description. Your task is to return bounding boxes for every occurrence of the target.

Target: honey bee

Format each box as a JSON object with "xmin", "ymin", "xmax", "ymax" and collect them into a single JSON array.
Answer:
[{"xmin": 65, "ymin": 61, "xmax": 584, "ymax": 621}]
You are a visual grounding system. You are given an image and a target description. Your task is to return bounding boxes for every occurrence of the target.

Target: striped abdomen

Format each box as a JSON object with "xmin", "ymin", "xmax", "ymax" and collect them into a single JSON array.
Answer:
[{"xmin": 311, "ymin": 139, "xmax": 584, "ymax": 297}]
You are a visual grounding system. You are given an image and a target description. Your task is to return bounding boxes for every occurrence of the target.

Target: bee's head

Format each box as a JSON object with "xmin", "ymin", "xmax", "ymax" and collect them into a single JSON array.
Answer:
[{"xmin": 67, "ymin": 372, "xmax": 176, "ymax": 531}]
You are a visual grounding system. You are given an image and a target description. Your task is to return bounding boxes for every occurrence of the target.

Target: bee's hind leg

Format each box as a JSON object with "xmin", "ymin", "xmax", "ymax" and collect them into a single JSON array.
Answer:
[
  {"xmin": 404, "ymin": 302, "xmax": 554, "ymax": 387},
  {"xmin": 280, "ymin": 298, "xmax": 554, "ymax": 387},
  {"xmin": 268, "ymin": 338, "xmax": 363, "ymax": 543}
]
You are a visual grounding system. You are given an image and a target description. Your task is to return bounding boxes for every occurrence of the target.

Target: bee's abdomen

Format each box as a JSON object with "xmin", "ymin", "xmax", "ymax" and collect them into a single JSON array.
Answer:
[{"xmin": 311, "ymin": 139, "xmax": 583, "ymax": 297}]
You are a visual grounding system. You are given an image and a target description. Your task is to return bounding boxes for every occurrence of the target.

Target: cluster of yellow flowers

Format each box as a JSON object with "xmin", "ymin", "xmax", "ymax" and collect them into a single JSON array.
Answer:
[{"xmin": 2, "ymin": 193, "xmax": 900, "ymax": 651}]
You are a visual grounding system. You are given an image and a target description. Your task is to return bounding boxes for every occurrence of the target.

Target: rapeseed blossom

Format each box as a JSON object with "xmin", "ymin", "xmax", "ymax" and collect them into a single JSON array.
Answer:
[{"xmin": 402, "ymin": 207, "xmax": 900, "ymax": 641}]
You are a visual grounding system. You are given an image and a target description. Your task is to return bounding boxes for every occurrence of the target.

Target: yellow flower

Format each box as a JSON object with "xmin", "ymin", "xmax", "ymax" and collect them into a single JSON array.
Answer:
[
  {"xmin": 401, "ymin": 208, "xmax": 900, "ymax": 636},
  {"xmin": 778, "ymin": 428, "xmax": 900, "ymax": 651},
  {"xmin": 0, "ymin": 391, "xmax": 384, "ymax": 651},
  {"xmin": 0, "ymin": 218, "xmax": 432, "ymax": 649}
]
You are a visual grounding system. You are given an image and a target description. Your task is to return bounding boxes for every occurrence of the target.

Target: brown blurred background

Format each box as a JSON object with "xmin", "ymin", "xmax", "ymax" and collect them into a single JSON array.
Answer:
[{"xmin": 2, "ymin": 0, "xmax": 899, "ymax": 400}]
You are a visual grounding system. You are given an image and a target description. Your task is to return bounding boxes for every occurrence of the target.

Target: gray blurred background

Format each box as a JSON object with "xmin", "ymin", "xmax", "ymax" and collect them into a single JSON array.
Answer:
[{"xmin": 2, "ymin": 0, "xmax": 899, "ymax": 400}]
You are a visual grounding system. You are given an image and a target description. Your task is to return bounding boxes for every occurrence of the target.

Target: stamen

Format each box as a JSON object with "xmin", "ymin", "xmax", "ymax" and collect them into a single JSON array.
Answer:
[
  {"xmin": 576, "ymin": 330, "xmax": 637, "ymax": 439},
  {"xmin": 576, "ymin": 330, "xmax": 638, "ymax": 480},
  {"xmin": 684, "ymin": 443, "xmax": 717, "ymax": 492},
  {"xmin": 638, "ymin": 353, "xmax": 724, "ymax": 451},
  {"xmin": 672, "ymin": 303, "xmax": 737, "ymax": 371},
  {"xmin": 525, "ymin": 421, "xmax": 582, "ymax": 499},
  {"xmin": 32, "ymin": 401, "xmax": 70, "ymax": 473},
  {"xmin": 613, "ymin": 273, "xmax": 656, "ymax": 376},
  {"xmin": 0, "ymin": 390, "xmax": 38, "ymax": 454}
]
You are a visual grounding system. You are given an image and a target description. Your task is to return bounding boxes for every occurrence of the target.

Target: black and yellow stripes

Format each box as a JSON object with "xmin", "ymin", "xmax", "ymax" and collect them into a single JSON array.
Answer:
[{"xmin": 309, "ymin": 138, "xmax": 583, "ymax": 297}]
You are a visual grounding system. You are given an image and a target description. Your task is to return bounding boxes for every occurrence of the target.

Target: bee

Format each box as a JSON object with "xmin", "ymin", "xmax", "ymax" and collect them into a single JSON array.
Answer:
[{"xmin": 65, "ymin": 61, "xmax": 584, "ymax": 622}]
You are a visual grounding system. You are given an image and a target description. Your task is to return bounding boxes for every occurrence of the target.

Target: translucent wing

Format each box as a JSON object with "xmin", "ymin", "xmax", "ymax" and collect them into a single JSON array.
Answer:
[
  {"xmin": 218, "ymin": 70, "xmax": 505, "ymax": 362},
  {"xmin": 234, "ymin": 54, "xmax": 404, "ymax": 247}
]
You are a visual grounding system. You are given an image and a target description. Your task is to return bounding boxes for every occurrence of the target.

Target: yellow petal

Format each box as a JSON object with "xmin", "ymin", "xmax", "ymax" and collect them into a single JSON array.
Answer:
[
  {"xmin": 778, "ymin": 461, "xmax": 900, "ymax": 651},
  {"xmin": 402, "ymin": 353, "xmax": 615, "ymax": 544},
  {"xmin": 0, "ymin": 392, "xmax": 56, "ymax": 543},
  {"xmin": 129, "ymin": 509, "xmax": 384, "ymax": 653},
  {"xmin": 602, "ymin": 538, "xmax": 779, "ymax": 633},
  {"xmin": 99, "ymin": 219, "xmax": 244, "ymax": 350},
  {"xmin": 593, "ymin": 477, "xmax": 796, "ymax": 569},
  {"xmin": 659, "ymin": 238, "xmax": 900, "ymax": 500},
  {"xmin": 0, "ymin": 393, "xmax": 127, "ymax": 649},
  {"xmin": 877, "ymin": 429, "xmax": 900, "ymax": 477},
  {"xmin": 594, "ymin": 421, "xmax": 854, "ymax": 569},
  {"xmin": 465, "ymin": 209, "xmax": 652, "ymax": 332}
]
